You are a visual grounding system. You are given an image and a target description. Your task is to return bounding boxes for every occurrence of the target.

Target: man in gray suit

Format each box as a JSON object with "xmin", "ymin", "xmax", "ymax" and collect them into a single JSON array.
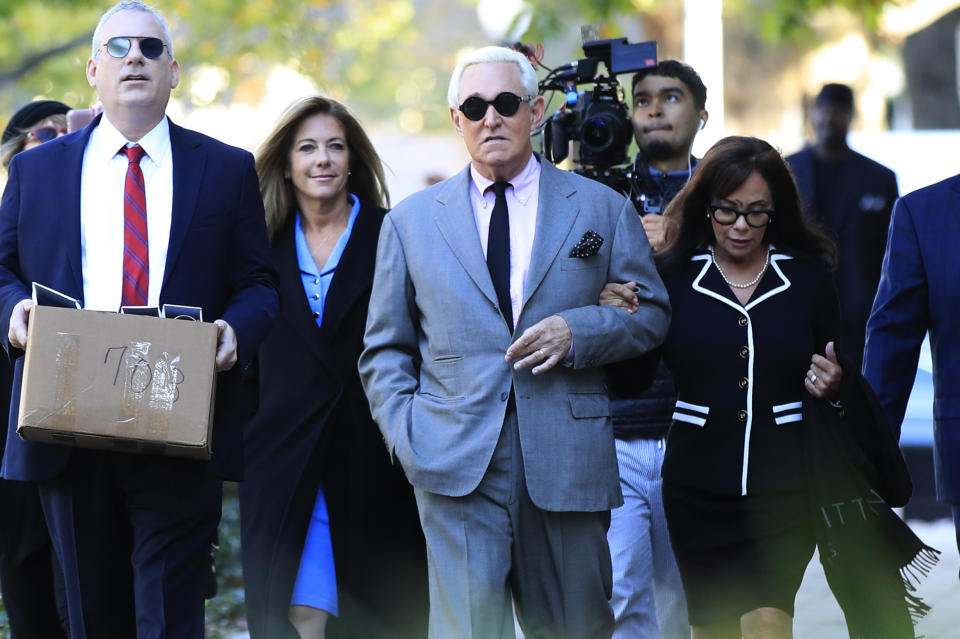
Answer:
[{"xmin": 359, "ymin": 46, "xmax": 670, "ymax": 639}]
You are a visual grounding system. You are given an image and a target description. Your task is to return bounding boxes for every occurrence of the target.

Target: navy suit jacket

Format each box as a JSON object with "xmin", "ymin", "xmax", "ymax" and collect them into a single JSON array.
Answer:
[
  {"xmin": 863, "ymin": 173, "xmax": 960, "ymax": 502},
  {"xmin": 0, "ymin": 115, "xmax": 279, "ymax": 482}
]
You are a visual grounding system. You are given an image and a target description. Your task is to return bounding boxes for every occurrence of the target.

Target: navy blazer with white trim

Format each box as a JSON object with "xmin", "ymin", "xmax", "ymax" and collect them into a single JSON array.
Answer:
[{"xmin": 660, "ymin": 250, "xmax": 840, "ymax": 496}]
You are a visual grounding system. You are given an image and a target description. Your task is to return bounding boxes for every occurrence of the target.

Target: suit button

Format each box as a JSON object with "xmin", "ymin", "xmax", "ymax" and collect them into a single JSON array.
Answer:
[
  {"xmin": 737, "ymin": 410, "xmax": 747, "ymax": 422},
  {"xmin": 738, "ymin": 316, "xmax": 748, "ymax": 327},
  {"xmin": 313, "ymin": 294, "xmax": 319, "ymax": 300},
  {"xmin": 739, "ymin": 377, "xmax": 748, "ymax": 389},
  {"xmin": 313, "ymin": 311, "xmax": 320, "ymax": 318},
  {"xmin": 739, "ymin": 346, "xmax": 749, "ymax": 358},
  {"xmin": 500, "ymin": 391, "xmax": 509, "ymax": 401}
]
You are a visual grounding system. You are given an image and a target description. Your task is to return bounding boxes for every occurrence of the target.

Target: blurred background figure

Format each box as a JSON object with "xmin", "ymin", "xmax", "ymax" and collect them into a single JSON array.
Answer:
[
  {"xmin": 786, "ymin": 83, "xmax": 899, "ymax": 370},
  {"xmin": 607, "ymin": 59, "xmax": 705, "ymax": 639},
  {"xmin": 240, "ymin": 95, "xmax": 427, "ymax": 639},
  {"xmin": 0, "ymin": 100, "xmax": 69, "ymax": 167},
  {"xmin": 0, "ymin": 99, "xmax": 71, "ymax": 639}
]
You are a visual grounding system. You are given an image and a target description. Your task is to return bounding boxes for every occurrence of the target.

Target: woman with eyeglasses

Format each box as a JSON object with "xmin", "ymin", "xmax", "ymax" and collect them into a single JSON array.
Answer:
[
  {"xmin": 0, "ymin": 100, "xmax": 71, "ymax": 638},
  {"xmin": 239, "ymin": 95, "xmax": 427, "ymax": 639},
  {"xmin": 601, "ymin": 136, "xmax": 929, "ymax": 638}
]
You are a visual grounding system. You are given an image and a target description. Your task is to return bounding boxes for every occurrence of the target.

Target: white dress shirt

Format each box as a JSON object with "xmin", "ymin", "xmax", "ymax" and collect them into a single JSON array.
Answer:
[
  {"xmin": 80, "ymin": 115, "xmax": 173, "ymax": 311},
  {"xmin": 469, "ymin": 154, "xmax": 541, "ymax": 330}
]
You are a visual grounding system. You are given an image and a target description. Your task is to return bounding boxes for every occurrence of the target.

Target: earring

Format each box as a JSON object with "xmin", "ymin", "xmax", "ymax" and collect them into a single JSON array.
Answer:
[{"xmin": 348, "ymin": 171, "xmax": 352, "ymax": 176}]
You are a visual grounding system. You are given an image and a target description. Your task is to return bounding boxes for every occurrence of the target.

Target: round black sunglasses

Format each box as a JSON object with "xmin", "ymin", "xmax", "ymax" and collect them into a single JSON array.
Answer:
[{"xmin": 458, "ymin": 92, "xmax": 532, "ymax": 121}]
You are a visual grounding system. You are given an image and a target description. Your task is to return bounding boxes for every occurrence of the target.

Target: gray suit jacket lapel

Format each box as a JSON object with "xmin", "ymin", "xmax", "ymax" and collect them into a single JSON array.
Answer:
[
  {"xmin": 433, "ymin": 165, "xmax": 500, "ymax": 310},
  {"xmin": 523, "ymin": 160, "xmax": 579, "ymax": 307}
]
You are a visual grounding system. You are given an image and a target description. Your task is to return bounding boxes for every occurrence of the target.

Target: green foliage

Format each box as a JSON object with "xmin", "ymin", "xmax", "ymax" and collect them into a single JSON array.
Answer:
[
  {"xmin": 520, "ymin": 0, "xmax": 891, "ymax": 45},
  {"xmin": 726, "ymin": 0, "xmax": 888, "ymax": 44},
  {"xmin": 206, "ymin": 482, "xmax": 248, "ymax": 637},
  {"xmin": 0, "ymin": 602, "xmax": 8, "ymax": 639},
  {"xmin": 0, "ymin": 0, "xmax": 457, "ymax": 134}
]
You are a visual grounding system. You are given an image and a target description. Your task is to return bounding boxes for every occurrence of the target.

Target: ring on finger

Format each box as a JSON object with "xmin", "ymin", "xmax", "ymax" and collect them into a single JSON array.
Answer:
[
  {"xmin": 809, "ymin": 373, "xmax": 818, "ymax": 384},
  {"xmin": 537, "ymin": 349, "xmax": 546, "ymax": 360}
]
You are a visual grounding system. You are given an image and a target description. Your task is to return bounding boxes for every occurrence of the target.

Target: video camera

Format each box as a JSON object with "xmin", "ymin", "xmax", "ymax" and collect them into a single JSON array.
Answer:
[{"xmin": 539, "ymin": 37, "xmax": 657, "ymax": 192}]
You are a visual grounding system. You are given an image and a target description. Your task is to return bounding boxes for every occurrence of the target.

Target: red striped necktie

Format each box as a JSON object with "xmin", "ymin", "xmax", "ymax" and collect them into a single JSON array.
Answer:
[{"xmin": 121, "ymin": 144, "xmax": 149, "ymax": 307}]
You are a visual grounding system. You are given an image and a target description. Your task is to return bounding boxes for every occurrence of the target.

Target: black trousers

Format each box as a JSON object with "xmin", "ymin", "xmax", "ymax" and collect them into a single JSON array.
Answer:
[
  {"xmin": 39, "ymin": 450, "xmax": 221, "ymax": 639},
  {"xmin": 0, "ymin": 478, "xmax": 68, "ymax": 639}
]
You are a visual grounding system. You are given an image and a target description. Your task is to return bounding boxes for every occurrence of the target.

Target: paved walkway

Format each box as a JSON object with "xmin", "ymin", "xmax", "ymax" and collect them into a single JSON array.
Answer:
[
  {"xmin": 794, "ymin": 518, "xmax": 957, "ymax": 638},
  {"xmin": 226, "ymin": 518, "xmax": 957, "ymax": 639}
]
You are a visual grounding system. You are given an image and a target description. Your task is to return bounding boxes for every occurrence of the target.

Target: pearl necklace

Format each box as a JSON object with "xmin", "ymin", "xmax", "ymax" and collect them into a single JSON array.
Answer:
[{"xmin": 708, "ymin": 245, "xmax": 770, "ymax": 289}]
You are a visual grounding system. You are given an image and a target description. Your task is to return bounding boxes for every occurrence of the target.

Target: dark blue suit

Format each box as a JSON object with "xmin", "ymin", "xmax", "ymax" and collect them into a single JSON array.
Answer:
[
  {"xmin": 863, "ymin": 174, "xmax": 960, "ymax": 511},
  {"xmin": 0, "ymin": 115, "xmax": 279, "ymax": 638}
]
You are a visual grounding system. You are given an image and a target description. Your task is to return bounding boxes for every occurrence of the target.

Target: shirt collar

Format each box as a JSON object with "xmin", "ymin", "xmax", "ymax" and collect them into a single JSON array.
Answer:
[
  {"xmin": 294, "ymin": 193, "xmax": 361, "ymax": 277},
  {"xmin": 470, "ymin": 153, "xmax": 541, "ymax": 205},
  {"xmin": 89, "ymin": 114, "xmax": 171, "ymax": 168}
]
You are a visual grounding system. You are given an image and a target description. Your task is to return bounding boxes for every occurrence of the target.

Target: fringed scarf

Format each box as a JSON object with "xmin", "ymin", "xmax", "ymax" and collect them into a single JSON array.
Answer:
[{"xmin": 803, "ymin": 372, "xmax": 939, "ymax": 639}]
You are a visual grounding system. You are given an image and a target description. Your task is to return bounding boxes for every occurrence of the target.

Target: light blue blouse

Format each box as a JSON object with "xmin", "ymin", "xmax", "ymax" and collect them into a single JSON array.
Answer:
[{"xmin": 294, "ymin": 193, "xmax": 361, "ymax": 326}]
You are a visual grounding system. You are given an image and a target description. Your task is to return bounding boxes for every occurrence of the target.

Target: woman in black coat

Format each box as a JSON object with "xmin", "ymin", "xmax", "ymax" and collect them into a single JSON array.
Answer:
[
  {"xmin": 603, "ymin": 136, "xmax": 848, "ymax": 639},
  {"xmin": 240, "ymin": 96, "xmax": 426, "ymax": 639}
]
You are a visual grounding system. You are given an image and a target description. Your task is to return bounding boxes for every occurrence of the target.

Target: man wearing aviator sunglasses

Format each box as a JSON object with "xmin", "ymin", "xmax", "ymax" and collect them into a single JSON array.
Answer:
[
  {"xmin": 101, "ymin": 35, "xmax": 169, "ymax": 60},
  {"xmin": 361, "ymin": 45, "xmax": 669, "ymax": 639},
  {"xmin": 0, "ymin": 2, "xmax": 279, "ymax": 638}
]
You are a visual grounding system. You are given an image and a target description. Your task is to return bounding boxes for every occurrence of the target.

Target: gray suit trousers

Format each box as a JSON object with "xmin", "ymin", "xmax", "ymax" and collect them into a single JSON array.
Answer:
[{"xmin": 414, "ymin": 406, "xmax": 614, "ymax": 639}]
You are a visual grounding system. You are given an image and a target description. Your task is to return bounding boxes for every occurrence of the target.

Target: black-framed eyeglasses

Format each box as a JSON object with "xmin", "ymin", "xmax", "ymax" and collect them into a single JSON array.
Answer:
[
  {"xmin": 458, "ymin": 92, "xmax": 532, "ymax": 121},
  {"xmin": 102, "ymin": 36, "xmax": 168, "ymax": 59},
  {"xmin": 708, "ymin": 204, "xmax": 774, "ymax": 228},
  {"xmin": 27, "ymin": 126, "xmax": 67, "ymax": 143}
]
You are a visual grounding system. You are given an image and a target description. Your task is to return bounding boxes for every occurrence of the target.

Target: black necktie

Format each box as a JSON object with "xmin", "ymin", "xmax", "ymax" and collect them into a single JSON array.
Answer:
[{"xmin": 487, "ymin": 181, "xmax": 512, "ymax": 329}]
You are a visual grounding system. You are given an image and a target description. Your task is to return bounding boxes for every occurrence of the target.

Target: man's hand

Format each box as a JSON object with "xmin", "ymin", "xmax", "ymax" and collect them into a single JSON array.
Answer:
[
  {"xmin": 806, "ymin": 341, "xmax": 842, "ymax": 400},
  {"xmin": 641, "ymin": 214, "xmax": 672, "ymax": 252},
  {"xmin": 599, "ymin": 281, "xmax": 639, "ymax": 314},
  {"xmin": 8, "ymin": 299, "xmax": 34, "ymax": 350},
  {"xmin": 505, "ymin": 315, "xmax": 572, "ymax": 375},
  {"xmin": 214, "ymin": 319, "xmax": 238, "ymax": 372}
]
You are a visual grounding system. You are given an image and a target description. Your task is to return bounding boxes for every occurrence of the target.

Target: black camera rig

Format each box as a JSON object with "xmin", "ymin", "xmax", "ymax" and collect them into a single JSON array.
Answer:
[{"xmin": 538, "ymin": 37, "xmax": 657, "ymax": 193}]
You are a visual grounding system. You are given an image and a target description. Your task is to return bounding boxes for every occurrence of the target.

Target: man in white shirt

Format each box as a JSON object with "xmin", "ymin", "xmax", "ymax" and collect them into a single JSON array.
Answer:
[{"xmin": 0, "ymin": 3, "xmax": 278, "ymax": 637}]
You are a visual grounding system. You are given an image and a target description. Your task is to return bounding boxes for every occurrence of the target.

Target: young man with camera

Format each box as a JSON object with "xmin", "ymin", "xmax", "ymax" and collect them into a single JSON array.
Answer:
[{"xmin": 608, "ymin": 59, "xmax": 708, "ymax": 639}]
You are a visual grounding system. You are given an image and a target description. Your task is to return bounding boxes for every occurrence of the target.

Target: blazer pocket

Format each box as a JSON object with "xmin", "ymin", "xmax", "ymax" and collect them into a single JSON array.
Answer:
[
  {"xmin": 772, "ymin": 401, "xmax": 803, "ymax": 425},
  {"xmin": 672, "ymin": 399, "xmax": 709, "ymax": 427},
  {"xmin": 417, "ymin": 390, "xmax": 465, "ymax": 403},
  {"xmin": 569, "ymin": 393, "xmax": 610, "ymax": 418},
  {"xmin": 560, "ymin": 256, "xmax": 600, "ymax": 271}
]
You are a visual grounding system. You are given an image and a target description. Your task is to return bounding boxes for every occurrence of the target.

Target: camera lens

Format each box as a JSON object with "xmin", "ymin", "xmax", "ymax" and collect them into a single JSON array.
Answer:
[{"xmin": 581, "ymin": 116, "xmax": 615, "ymax": 152}]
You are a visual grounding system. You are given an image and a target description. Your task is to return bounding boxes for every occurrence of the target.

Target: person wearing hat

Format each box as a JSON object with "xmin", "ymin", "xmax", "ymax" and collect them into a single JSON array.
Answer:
[
  {"xmin": 0, "ymin": 99, "xmax": 70, "ymax": 170},
  {"xmin": 786, "ymin": 83, "xmax": 899, "ymax": 370},
  {"xmin": 0, "ymin": 100, "xmax": 70, "ymax": 639}
]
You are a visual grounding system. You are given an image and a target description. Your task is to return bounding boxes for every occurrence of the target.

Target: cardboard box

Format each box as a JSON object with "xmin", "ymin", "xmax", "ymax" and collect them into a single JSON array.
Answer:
[{"xmin": 17, "ymin": 306, "xmax": 219, "ymax": 459}]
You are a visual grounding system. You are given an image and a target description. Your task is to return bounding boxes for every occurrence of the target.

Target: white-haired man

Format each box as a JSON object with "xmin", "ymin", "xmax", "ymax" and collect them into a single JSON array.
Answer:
[
  {"xmin": 0, "ymin": 2, "xmax": 278, "ymax": 637},
  {"xmin": 359, "ymin": 46, "xmax": 670, "ymax": 638}
]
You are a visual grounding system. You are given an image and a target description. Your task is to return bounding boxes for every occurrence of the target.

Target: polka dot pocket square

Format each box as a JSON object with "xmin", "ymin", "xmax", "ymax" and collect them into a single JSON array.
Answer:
[{"xmin": 568, "ymin": 230, "xmax": 604, "ymax": 258}]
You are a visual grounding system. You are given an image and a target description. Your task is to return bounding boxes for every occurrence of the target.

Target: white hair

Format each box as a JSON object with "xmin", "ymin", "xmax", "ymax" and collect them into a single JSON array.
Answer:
[
  {"xmin": 91, "ymin": 1, "xmax": 175, "ymax": 60},
  {"xmin": 446, "ymin": 46, "xmax": 538, "ymax": 108}
]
